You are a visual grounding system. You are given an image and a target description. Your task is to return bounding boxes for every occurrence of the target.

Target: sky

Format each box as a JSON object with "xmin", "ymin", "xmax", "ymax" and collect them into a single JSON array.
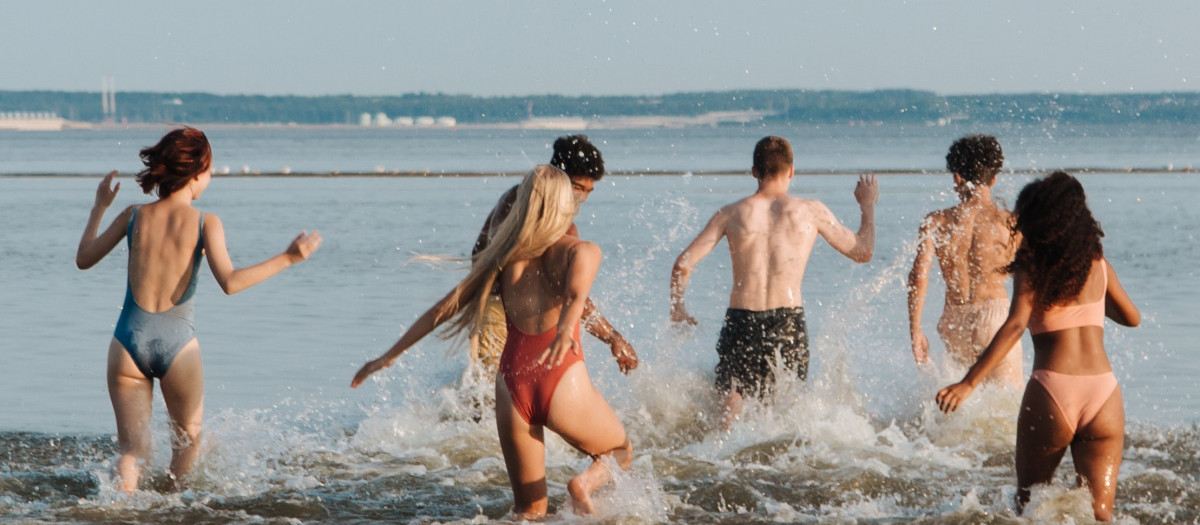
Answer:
[{"xmin": 2, "ymin": 1, "xmax": 1197, "ymax": 98}]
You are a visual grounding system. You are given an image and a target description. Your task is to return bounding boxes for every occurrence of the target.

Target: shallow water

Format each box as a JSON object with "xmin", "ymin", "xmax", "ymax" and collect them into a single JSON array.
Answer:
[{"xmin": 1, "ymin": 125, "xmax": 1198, "ymax": 523}]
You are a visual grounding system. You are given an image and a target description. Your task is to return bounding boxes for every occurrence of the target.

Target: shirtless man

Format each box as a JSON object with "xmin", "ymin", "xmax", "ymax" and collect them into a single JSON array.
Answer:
[
  {"xmin": 670, "ymin": 136, "xmax": 878, "ymax": 428},
  {"xmin": 907, "ymin": 134, "xmax": 1023, "ymax": 387},
  {"xmin": 471, "ymin": 135, "xmax": 638, "ymax": 376}
]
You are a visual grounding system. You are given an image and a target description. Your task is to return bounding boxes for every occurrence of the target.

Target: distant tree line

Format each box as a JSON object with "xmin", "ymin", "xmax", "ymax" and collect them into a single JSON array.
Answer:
[{"xmin": 2, "ymin": 89, "xmax": 1199, "ymax": 125}]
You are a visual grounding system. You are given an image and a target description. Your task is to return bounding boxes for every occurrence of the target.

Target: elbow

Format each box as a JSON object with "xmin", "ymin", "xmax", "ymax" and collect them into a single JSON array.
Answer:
[
  {"xmin": 1126, "ymin": 311, "xmax": 1141, "ymax": 328},
  {"xmin": 853, "ymin": 248, "xmax": 874, "ymax": 264},
  {"xmin": 75, "ymin": 251, "xmax": 96, "ymax": 270},
  {"xmin": 671, "ymin": 259, "xmax": 692, "ymax": 280}
]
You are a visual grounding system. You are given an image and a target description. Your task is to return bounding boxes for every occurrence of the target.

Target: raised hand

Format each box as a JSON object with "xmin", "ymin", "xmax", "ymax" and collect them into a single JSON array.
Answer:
[
  {"xmin": 287, "ymin": 231, "xmax": 323, "ymax": 263},
  {"xmin": 95, "ymin": 170, "xmax": 120, "ymax": 208},
  {"xmin": 855, "ymin": 173, "xmax": 879, "ymax": 209}
]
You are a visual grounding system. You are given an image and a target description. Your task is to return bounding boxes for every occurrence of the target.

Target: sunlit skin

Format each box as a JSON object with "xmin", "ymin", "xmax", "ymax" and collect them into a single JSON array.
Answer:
[
  {"xmin": 77, "ymin": 163, "xmax": 320, "ymax": 492},
  {"xmin": 352, "ymin": 168, "xmax": 631, "ymax": 517},
  {"xmin": 671, "ymin": 164, "xmax": 877, "ymax": 429},
  {"xmin": 936, "ymin": 259, "xmax": 1139, "ymax": 521},
  {"xmin": 908, "ymin": 173, "xmax": 1024, "ymax": 386},
  {"xmin": 472, "ymin": 174, "xmax": 638, "ymax": 375}
]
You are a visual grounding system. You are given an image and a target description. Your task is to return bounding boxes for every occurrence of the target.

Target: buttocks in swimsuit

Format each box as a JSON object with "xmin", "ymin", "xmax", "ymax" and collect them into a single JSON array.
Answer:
[
  {"xmin": 1027, "ymin": 259, "xmax": 1117, "ymax": 433},
  {"xmin": 499, "ymin": 320, "xmax": 584, "ymax": 426},
  {"xmin": 112, "ymin": 207, "xmax": 205, "ymax": 379}
]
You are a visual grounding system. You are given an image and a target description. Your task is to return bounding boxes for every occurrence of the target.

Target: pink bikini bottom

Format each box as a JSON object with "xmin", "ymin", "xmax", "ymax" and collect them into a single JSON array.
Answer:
[{"xmin": 1030, "ymin": 370, "xmax": 1119, "ymax": 433}]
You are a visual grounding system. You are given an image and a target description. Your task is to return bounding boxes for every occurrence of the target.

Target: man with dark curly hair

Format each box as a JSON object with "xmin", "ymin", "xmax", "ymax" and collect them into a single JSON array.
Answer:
[
  {"xmin": 907, "ymin": 134, "xmax": 1023, "ymax": 386},
  {"xmin": 470, "ymin": 135, "xmax": 638, "ymax": 376}
]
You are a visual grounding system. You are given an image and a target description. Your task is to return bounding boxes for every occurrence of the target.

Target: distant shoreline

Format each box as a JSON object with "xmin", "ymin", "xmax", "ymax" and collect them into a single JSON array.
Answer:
[{"xmin": 2, "ymin": 167, "xmax": 1193, "ymax": 178}]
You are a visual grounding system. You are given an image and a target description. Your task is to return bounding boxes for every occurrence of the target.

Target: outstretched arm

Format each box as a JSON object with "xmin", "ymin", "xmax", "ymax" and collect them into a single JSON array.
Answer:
[
  {"xmin": 1103, "ymin": 259, "xmax": 1140, "ymax": 327},
  {"xmin": 907, "ymin": 218, "xmax": 935, "ymax": 365},
  {"xmin": 670, "ymin": 211, "xmax": 727, "ymax": 325},
  {"xmin": 816, "ymin": 173, "xmax": 878, "ymax": 263},
  {"xmin": 582, "ymin": 299, "xmax": 638, "ymax": 374},
  {"xmin": 352, "ymin": 287, "xmax": 463, "ymax": 387},
  {"xmin": 540, "ymin": 242, "xmax": 602, "ymax": 366},
  {"xmin": 202, "ymin": 214, "xmax": 321, "ymax": 295},
  {"xmin": 76, "ymin": 171, "xmax": 133, "ymax": 269},
  {"xmin": 936, "ymin": 271, "xmax": 1034, "ymax": 413}
]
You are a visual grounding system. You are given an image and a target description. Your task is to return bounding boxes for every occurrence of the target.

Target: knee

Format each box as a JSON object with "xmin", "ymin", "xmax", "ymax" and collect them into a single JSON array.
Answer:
[
  {"xmin": 614, "ymin": 438, "xmax": 633, "ymax": 469},
  {"xmin": 172, "ymin": 419, "xmax": 203, "ymax": 446}
]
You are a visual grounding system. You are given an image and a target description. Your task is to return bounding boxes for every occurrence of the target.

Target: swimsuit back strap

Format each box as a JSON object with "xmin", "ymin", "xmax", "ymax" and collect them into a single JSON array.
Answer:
[{"xmin": 125, "ymin": 206, "xmax": 139, "ymax": 247}]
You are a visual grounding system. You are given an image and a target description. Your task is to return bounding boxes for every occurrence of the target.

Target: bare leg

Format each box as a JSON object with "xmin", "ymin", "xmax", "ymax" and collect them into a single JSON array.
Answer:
[
  {"xmin": 545, "ymin": 363, "xmax": 632, "ymax": 515},
  {"xmin": 495, "ymin": 373, "xmax": 549, "ymax": 519},
  {"xmin": 1071, "ymin": 387, "xmax": 1124, "ymax": 522},
  {"xmin": 159, "ymin": 340, "xmax": 204, "ymax": 489},
  {"xmin": 1014, "ymin": 378, "xmax": 1075, "ymax": 514},
  {"xmin": 106, "ymin": 339, "xmax": 154, "ymax": 492},
  {"xmin": 721, "ymin": 391, "xmax": 744, "ymax": 431}
]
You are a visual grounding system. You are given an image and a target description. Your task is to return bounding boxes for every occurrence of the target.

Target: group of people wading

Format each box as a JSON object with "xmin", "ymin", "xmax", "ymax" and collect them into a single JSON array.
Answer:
[{"xmin": 79, "ymin": 129, "xmax": 1137, "ymax": 521}]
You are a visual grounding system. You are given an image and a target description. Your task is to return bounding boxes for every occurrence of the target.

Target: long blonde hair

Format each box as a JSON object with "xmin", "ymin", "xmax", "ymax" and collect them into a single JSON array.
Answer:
[{"xmin": 437, "ymin": 164, "xmax": 578, "ymax": 341}]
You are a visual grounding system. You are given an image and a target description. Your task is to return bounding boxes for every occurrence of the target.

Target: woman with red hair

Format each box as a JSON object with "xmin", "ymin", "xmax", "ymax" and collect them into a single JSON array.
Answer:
[{"xmin": 76, "ymin": 127, "xmax": 322, "ymax": 491}]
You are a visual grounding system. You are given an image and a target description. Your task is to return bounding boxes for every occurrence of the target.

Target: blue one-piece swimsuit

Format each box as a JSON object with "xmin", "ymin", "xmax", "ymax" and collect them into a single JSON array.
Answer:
[{"xmin": 113, "ymin": 207, "xmax": 205, "ymax": 379}]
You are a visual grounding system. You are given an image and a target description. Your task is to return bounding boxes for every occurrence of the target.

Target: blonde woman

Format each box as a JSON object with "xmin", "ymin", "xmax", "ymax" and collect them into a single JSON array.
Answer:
[{"xmin": 352, "ymin": 165, "xmax": 632, "ymax": 518}]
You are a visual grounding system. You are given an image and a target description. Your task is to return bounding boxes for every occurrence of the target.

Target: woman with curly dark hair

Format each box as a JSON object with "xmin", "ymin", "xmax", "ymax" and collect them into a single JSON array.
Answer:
[{"xmin": 935, "ymin": 171, "xmax": 1140, "ymax": 521}]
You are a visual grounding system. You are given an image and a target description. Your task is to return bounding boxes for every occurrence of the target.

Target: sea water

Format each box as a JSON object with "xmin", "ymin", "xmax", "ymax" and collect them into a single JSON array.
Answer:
[{"xmin": 0, "ymin": 123, "xmax": 1197, "ymax": 523}]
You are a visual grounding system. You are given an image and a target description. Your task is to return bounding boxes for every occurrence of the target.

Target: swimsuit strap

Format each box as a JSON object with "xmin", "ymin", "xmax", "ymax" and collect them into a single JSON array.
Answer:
[{"xmin": 125, "ymin": 206, "xmax": 139, "ymax": 247}]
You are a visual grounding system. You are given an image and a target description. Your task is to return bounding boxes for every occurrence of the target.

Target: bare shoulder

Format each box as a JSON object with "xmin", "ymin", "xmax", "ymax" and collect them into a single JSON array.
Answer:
[
  {"xmin": 548, "ymin": 236, "xmax": 600, "ymax": 265},
  {"xmin": 787, "ymin": 195, "xmax": 833, "ymax": 221},
  {"xmin": 923, "ymin": 208, "xmax": 953, "ymax": 228},
  {"xmin": 567, "ymin": 238, "xmax": 601, "ymax": 259}
]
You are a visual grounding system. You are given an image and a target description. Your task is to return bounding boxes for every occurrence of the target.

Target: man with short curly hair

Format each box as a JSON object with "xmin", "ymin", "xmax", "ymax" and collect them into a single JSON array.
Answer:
[{"xmin": 907, "ymin": 134, "xmax": 1024, "ymax": 387}]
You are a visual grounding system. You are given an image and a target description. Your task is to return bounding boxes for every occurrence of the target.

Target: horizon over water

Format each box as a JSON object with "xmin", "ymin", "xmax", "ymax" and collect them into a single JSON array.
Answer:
[{"xmin": 1, "ymin": 123, "xmax": 1197, "ymax": 523}]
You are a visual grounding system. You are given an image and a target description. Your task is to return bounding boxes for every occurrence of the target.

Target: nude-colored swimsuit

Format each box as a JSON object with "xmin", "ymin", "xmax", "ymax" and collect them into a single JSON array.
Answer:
[{"xmin": 1028, "ymin": 259, "xmax": 1116, "ymax": 433}]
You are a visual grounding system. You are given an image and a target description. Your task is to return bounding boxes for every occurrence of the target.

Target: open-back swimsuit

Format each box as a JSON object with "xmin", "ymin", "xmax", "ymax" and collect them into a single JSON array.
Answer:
[
  {"xmin": 112, "ymin": 207, "xmax": 205, "ymax": 379},
  {"xmin": 499, "ymin": 320, "xmax": 583, "ymax": 426},
  {"xmin": 1027, "ymin": 259, "xmax": 1116, "ymax": 433}
]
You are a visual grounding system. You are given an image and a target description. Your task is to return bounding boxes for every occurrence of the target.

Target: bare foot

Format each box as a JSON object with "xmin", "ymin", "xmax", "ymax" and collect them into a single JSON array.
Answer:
[{"xmin": 568, "ymin": 476, "xmax": 596, "ymax": 515}]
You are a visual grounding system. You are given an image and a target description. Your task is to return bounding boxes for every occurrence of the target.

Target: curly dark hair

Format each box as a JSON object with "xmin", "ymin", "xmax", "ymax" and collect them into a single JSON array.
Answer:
[
  {"xmin": 136, "ymin": 127, "xmax": 212, "ymax": 197},
  {"xmin": 550, "ymin": 135, "xmax": 605, "ymax": 180},
  {"xmin": 1007, "ymin": 171, "xmax": 1104, "ymax": 311},
  {"xmin": 946, "ymin": 134, "xmax": 1003, "ymax": 186}
]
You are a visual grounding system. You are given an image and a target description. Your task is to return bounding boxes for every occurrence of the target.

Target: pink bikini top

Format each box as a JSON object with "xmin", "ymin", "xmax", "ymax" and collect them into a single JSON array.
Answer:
[{"xmin": 1029, "ymin": 259, "xmax": 1107, "ymax": 335}]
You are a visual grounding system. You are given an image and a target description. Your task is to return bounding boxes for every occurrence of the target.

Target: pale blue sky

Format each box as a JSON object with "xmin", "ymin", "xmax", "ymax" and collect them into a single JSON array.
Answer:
[{"xmin": 2, "ymin": 1, "xmax": 1197, "ymax": 97}]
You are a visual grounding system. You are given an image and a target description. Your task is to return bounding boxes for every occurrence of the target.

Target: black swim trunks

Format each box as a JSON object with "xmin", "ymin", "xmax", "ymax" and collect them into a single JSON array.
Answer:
[{"xmin": 714, "ymin": 307, "xmax": 809, "ymax": 398}]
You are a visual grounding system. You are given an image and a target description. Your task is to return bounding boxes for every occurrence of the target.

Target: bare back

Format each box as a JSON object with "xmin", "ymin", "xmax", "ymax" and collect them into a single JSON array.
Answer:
[
  {"xmin": 500, "ymin": 235, "xmax": 586, "ymax": 334},
  {"xmin": 924, "ymin": 200, "xmax": 1017, "ymax": 306},
  {"xmin": 128, "ymin": 202, "xmax": 205, "ymax": 313},
  {"xmin": 723, "ymin": 194, "xmax": 826, "ymax": 310}
]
